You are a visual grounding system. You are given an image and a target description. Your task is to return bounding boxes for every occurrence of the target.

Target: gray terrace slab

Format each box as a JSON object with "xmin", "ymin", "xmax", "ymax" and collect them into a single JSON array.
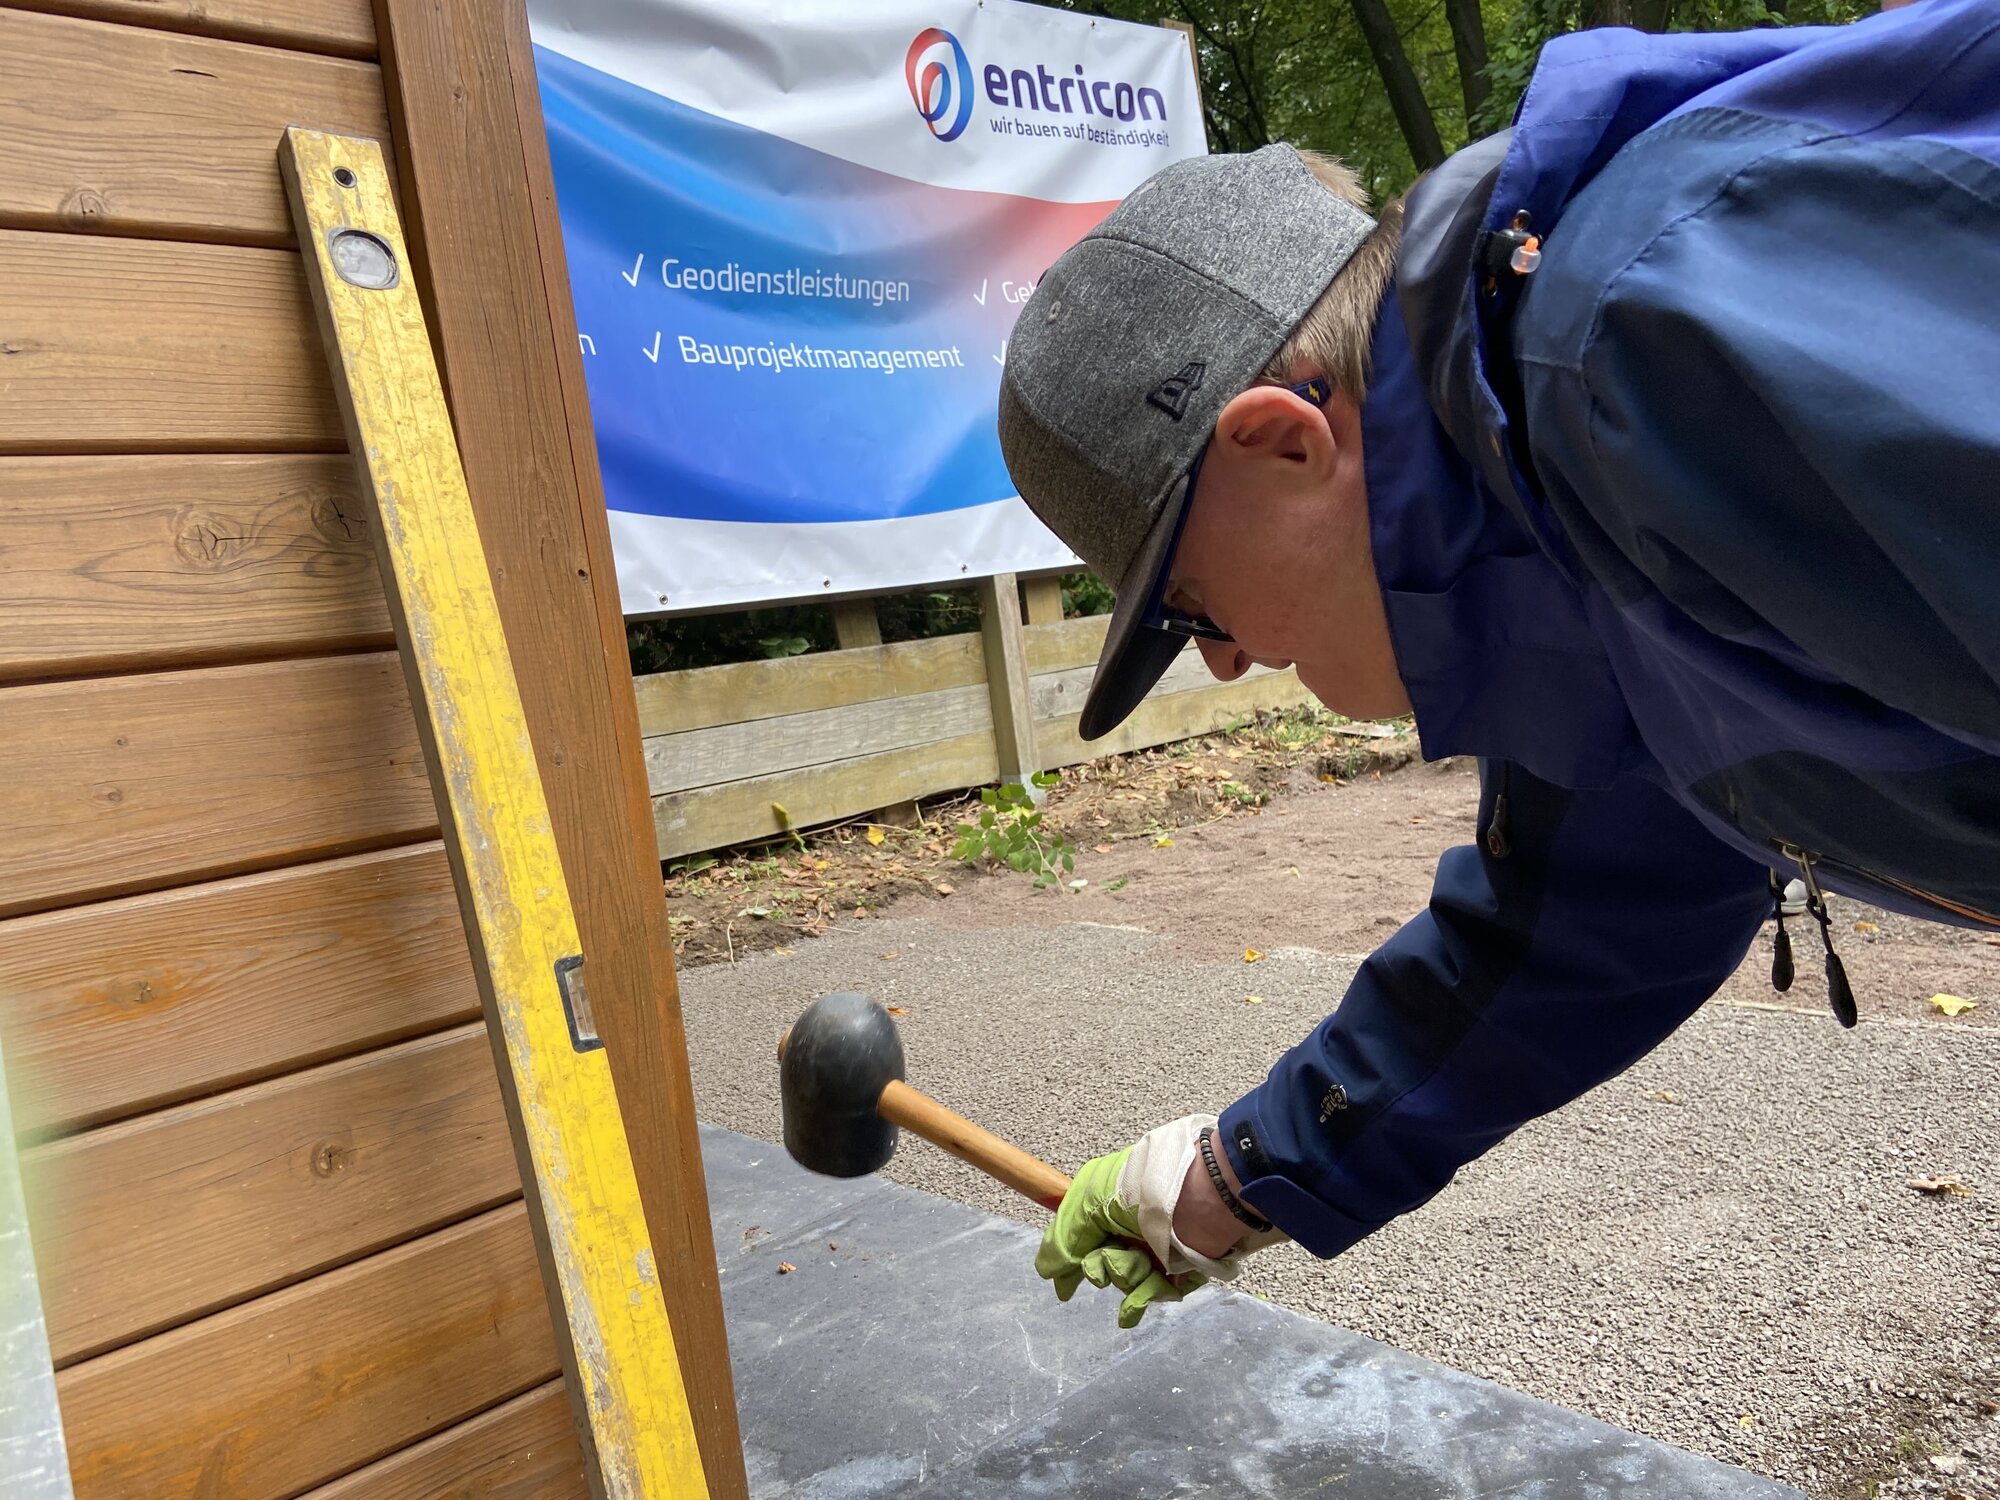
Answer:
[{"xmin": 701, "ymin": 1125, "xmax": 1804, "ymax": 1500}]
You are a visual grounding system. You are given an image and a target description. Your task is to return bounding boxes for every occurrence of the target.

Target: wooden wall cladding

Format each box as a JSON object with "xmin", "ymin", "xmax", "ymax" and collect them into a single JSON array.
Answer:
[
  {"xmin": 0, "ymin": 3, "xmax": 693, "ymax": 1493},
  {"xmin": 0, "ymin": 844, "xmax": 478, "ymax": 1138},
  {"xmin": 0, "ymin": 455, "xmax": 393, "ymax": 684},
  {"xmin": 0, "ymin": 231, "xmax": 343, "ymax": 453},
  {"xmin": 0, "ymin": 7, "xmax": 390, "ymax": 245},
  {"xmin": 25, "ymin": 1024, "xmax": 516, "ymax": 1364},
  {"xmin": 55, "ymin": 1204, "xmax": 558, "ymax": 1499},
  {"xmin": 0, "ymin": 651, "xmax": 437, "ymax": 919},
  {"xmin": 2, "ymin": 0, "xmax": 376, "ymax": 58}
]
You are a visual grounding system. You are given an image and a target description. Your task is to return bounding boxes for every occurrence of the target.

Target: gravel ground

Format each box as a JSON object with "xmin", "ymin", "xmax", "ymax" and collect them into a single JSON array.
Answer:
[{"xmin": 677, "ymin": 765, "xmax": 2000, "ymax": 1500}]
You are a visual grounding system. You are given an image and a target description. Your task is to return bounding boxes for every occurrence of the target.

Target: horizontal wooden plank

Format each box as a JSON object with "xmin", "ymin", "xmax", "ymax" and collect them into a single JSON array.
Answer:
[
  {"xmin": 0, "ymin": 651, "xmax": 438, "ymax": 920},
  {"xmin": 56, "ymin": 1203, "xmax": 558, "ymax": 1500},
  {"xmin": 1031, "ymin": 647, "xmax": 1287, "ymax": 723},
  {"xmin": 0, "ymin": 229, "xmax": 343, "ymax": 452},
  {"xmin": 0, "ymin": 454, "xmax": 391, "ymax": 683},
  {"xmin": 26, "ymin": 1024, "xmax": 517, "ymax": 1365},
  {"xmin": 645, "ymin": 682, "xmax": 991, "ymax": 797},
  {"xmin": 653, "ymin": 731, "xmax": 998, "ymax": 859},
  {"xmin": 633, "ymin": 632, "xmax": 984, "ymax": 738},
  {"xmin": 1037, "ymin": 669, "xmax": 1319, "ymax": 770},
  {"xmin": 301, "ymin": 1381, "xmax": 584, "ymax": 1500},
  {"xmin": 1024, "ymin": 614, "xmax": 1110, "ymax": 676},
  {"xmin": 0, "ymin": 843, "xmax": 477, "ymax": 1137},
  {"xmin": 0, "ymin": 9, "xmax": 390, "ymax": 245},
  {"xmin": 2, "ymin": 0, "xmax": 375, "ymax": 58}
]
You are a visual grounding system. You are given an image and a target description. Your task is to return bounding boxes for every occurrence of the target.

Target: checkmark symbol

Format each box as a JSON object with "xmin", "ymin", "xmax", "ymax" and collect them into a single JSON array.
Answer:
[
  {"xmin": 623, "ymin": 253, "xmax": 644, "ymax": 286},
  {"xmin": 974, "ymin": 279, "xmax": 988, "ymax": 305}
]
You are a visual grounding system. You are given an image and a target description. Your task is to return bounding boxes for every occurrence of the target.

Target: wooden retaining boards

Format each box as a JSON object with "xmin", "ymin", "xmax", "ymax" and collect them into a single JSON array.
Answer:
[
  {"xmin": 0, "ymin": 8, "xmax": 391, "ymax": 246},
  {"xmin": 634, "ymin": 633, "xmax": 984, "ymax": 738},
  {"xmin": 0, "ymin": 454, "xmax": 392, "ymax": 683},
  {"xmin": 2, "ymin": 0, "xmax": 376, "ymax": 59},
  {"xmin": 639, "ymin": 612, "xmax": 1317, "ymax": 858},
  {"xmin": 654, "ymin": 732, "xmax": 999, "ymax": 860},
  {"xmin": 0, "ymin": 651, "xmax": 437, "ymax": 920},
  {"xmin": 55, "ymin": 1203, "xmax": 558, "ymax": 1500},
  {"xmin": 25, "ymin": 1024, "xmax": 516, "ymax": 1365},
  {"xmin": 0, "ymin": 843, "xmax": 476, "ymax": 1138}
]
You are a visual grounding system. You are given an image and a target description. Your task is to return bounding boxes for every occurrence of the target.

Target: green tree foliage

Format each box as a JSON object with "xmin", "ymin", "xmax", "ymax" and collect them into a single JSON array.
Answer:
[{"xmin": 1061, "ymin": 0, "xmax": 1875, "ymax": 199}]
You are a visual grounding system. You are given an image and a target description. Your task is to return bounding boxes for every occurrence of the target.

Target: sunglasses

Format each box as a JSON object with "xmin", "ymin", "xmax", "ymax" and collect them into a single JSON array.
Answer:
[{"xmin": 1138, "ymin": 376, "xmax": 1331, "ymax": 644}]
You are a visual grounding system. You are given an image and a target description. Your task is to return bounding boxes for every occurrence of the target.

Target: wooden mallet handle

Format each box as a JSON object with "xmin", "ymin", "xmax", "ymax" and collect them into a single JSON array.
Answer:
[{"xmin": 876, "ymin": 1078, "xmax": 1071, "ymax": 1211}]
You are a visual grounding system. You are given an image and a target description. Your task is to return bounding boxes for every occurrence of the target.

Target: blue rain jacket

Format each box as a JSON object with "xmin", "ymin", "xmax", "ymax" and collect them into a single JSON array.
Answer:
[{"xmin": 1220, "ymin": 0, "xmax": 2000, "ymax": 1258}]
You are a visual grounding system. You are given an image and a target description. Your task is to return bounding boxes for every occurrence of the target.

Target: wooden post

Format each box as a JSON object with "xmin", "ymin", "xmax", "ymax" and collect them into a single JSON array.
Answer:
[
  {"xmin": 1022, "ymin": 576, "xmax": 1065, "ymax": 626},
  {"xmin": 977, "ymin": 572, "xmax": 1038, "ymax": 785},
  {"xmin": 830, "ymin": 597, "xmax": 882, "ymax": 650},
  {"xmin": 368, "ymin": 2, "xmax": 748, "ymax": 1494}
]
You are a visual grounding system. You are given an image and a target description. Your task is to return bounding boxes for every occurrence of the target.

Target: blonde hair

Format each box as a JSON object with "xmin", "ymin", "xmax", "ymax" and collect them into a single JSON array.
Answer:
[{"xmin": 1259, "ymin": 148, "xmax": 1404, "ymax": 402}]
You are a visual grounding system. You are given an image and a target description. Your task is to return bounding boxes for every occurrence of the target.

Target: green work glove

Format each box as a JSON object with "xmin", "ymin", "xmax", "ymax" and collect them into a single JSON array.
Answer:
[{"xmin": 1035, "ymin": 1114, "xmax": 1278, "ymax": 1329}]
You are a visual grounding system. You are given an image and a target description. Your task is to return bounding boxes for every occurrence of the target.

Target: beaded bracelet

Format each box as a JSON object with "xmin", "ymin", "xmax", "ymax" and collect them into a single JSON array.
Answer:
[{"xmin": 1199, "ymin": 1125, "xmax": 1273, "ymax": 1233}]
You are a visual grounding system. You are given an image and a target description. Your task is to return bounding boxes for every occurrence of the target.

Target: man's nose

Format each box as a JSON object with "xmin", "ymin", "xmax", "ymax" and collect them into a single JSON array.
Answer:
[{"xmin": 1196, "ymin": 636, "xmax": 1251, "ymax": 682}]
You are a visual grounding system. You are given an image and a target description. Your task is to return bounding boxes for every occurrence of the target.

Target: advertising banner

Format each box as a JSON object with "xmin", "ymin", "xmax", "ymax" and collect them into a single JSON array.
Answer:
[{"xmin": 529, "ymin": 0, "xmax": 1205, "ymax": 613}]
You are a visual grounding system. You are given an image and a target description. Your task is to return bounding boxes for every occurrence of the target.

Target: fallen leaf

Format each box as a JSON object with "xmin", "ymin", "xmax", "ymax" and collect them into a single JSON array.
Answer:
[
  {"xmin": 886, "ymin": 1005, "xmax": 909, "ymax": 1017},
  {"xmin": 1646, "ymin": 1089, "xmax": 1679, "ymax": 1104},
  {"xmin": 741, "ymin": 906, "xmax": 771, "ymax": 919},
  {"xmin": 1737, "ymin": 1414, "xmax": 1756, "ymax": 1429},
  {"xmin": 1105, "ymin": 876, "xmax": 1129, "ymax": 892},
  {"xmin": 1244, "ymin": 948, "xmax": 1263, "ymax": 963},
  {"xmin": 933, "ymin": 883, "xmax": 954, "ymax": 897},
  {"xmin": 1853, "ymin": 920, "xmax": 1880, "ymax": 936},
  {"xmin": 773, "ymin": 946, "xmax": 795, "ymax": 957},
  {"xmin": 1931, "ymin": 993, "xmax": 1979, "ymax": 1017},
  {"xmin": 854, "ymin": 906, "xmax": 869, "ymax": 918},
  {"xmin": 814, "ymin": 858, "xmax": 831, "ymax": 870},
  {"xmin": 1318, "ymin": 773, "xmax": 1337, "ymax": 784},
  {"xmin": 866, "ymin": 825, "xmax": 886, "ymax": 846},
  {"xmin": 772, "ymin": 802, "xmax": 792, "ymax": 826},
  {"xmin": 1068, "ymin": 878, "xmax": 1088, "ymax": 890},
  {"xmin": 1094, "ymin": 843, "xmax": 1114, "ymax": 855},
  {"xmin": 777, "ymin": 1262, "xmax": 796, "ymax": 1274},
  {"xmin": 1154, "ymin": 836, "xmax": 1174, "ymax": 848},
  {"xmin": 1287, "ymin": 866, "xmax": 1301, "ymax": 878},
  {"xmin": 881, "ymin": 951, "xmax": 899, "ymax": 961},
  {"xmin": 1908, "ymin": 1174, "xmax": 1971, "ymax": 1196},
  {"xmin": 1245, "ymin": 995, "xmax": 1265, "ymax": 1005}
]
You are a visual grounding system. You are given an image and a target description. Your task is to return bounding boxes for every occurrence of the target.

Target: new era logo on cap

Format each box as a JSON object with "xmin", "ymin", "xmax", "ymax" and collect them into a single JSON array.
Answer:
[{"xmin": 1146, "ymin": 360, "xmax": 1206, "ymax": 421}]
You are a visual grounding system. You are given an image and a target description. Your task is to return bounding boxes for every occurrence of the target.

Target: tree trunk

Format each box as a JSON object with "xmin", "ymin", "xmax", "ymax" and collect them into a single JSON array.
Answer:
[
  {"xmin": 1444, "ymin": 0, "xmax": 1490, "ymax": 129},
  {"xmin": 1584, "ymin": 0, "xmax": 1674, "ymax": 28},
  {"xmin": 1346, "ymin": 0, "xmax": 1447, "ymax": 170}
]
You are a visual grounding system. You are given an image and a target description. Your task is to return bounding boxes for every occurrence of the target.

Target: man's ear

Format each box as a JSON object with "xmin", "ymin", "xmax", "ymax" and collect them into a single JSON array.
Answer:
[{"xmin": 1213, "ymin": 382, "xmax": 1339, "ymax": 479}]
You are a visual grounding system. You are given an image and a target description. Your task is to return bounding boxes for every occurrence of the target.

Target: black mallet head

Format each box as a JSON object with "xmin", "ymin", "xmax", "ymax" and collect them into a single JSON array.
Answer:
[{"xmin": 779, "ymin": 991, "xmax": 906, "ymax": 1178}]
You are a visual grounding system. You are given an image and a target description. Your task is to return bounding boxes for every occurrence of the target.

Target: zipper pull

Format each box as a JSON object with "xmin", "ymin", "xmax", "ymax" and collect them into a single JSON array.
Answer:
[
  {"xmin": 1789, "ymin": 849, "xmax": 1859, "ymax": 1030},
  {"xmin": 1484, "ymin": 764, "xmax": 1512, "ymax": 860},
  {"xmin": 1767, "ymin": 870, "xmax": 1795, "ymax": 993}
]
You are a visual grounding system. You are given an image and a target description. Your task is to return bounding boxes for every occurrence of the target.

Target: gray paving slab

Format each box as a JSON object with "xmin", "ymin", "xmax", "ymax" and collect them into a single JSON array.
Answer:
[{"xmin": 700, "ymin": 1125, "xmax": 1804, "ymax": 1500}]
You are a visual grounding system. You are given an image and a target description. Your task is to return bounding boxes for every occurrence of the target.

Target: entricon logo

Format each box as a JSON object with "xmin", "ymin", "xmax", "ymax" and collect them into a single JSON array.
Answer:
[{"xmin": 905, "ymin": 27, "xmax": 974, "ymax": 142}]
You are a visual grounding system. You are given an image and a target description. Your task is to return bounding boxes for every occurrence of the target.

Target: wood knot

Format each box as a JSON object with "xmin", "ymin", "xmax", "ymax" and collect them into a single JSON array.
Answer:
[
  {"xmin": 310, "ymin": 492, "xmax": 367, "ymax": 544},
  {"xmin": 175, "ymin": 512, "xmax": 249, "ymax": 567},
  {"xmin": 311, "ymin": 1141, "xmax": 352, "ymax": 1178},
  {"xmin": 93, "ymin": 784, "xmax": 124, "ymax": 806},
  {"xmin": 60, "ymin": 188, "xmax": 109, "ymax": 229},
  {"xmin": 102, "ymin": 975, "xmax": 159, "ymax": 1011}
]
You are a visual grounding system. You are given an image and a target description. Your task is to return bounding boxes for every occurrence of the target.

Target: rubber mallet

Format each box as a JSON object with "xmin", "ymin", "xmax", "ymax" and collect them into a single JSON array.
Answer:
[{"xmin": 778, "ymin": 990, "xmax": 1070, "ymax": 1209}]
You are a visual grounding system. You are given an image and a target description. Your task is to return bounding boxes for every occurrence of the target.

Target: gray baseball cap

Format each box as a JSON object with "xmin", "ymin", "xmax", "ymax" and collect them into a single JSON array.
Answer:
[{"xmin": 997, "ymin": 145, "xmax": 1376, "ymax": 740}]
